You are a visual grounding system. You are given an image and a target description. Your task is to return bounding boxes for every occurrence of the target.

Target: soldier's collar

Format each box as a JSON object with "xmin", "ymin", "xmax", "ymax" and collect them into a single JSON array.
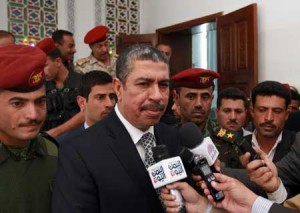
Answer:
[
  {"xmin": 0, "ymin": 143, "xmax": 10, "ymax": 165},
  {"xmin": 0, "ymin": 139, "xmax": 45, "ymax": 162}
]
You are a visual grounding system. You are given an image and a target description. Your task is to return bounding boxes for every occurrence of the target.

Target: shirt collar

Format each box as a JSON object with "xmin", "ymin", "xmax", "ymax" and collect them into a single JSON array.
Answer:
[
  {"xmin": 114, "ymin": 105, "xmax": 154, "ymax": 145},
  {"xmin": 84, "ymin": 122, "xmax": 90, "ymax": 129},
  {"xmin": 251, "ymin": 129, "xmax": 283, "ymax": 151}
]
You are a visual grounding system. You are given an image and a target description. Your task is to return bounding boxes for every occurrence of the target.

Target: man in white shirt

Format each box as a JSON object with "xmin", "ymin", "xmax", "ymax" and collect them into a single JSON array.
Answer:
[{"xmin": 247, "ymin": 81, "xmax": 294, "ymax": 163}]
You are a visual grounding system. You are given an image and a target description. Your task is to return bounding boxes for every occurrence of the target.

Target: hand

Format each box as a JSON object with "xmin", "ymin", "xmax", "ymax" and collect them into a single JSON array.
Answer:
[
  {"xmin": 201, "ymin": 173, "xmax": 258, "ymax": 213},
  {"xmin": 161, "ymin": 182, "xmax": 208, "ymax": 213},
  {"xmin": 242, "ymin": 147, "xmax": 280, "ymax": 193}
]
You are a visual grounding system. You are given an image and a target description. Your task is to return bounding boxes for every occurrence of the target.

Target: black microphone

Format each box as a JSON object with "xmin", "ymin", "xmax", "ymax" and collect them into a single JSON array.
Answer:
[
  {"xmin": 178, "ymin": 123, "xmax": 224, "ymax": 202},
  {"xmin": 179, "ymin": 122, "xmax": 219, "ymax": 167}
]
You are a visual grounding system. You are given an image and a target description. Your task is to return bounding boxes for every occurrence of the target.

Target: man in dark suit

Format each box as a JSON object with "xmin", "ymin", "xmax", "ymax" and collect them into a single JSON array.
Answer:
[
  {"xmin": 52, "ymin": 45, "xmax": 181, "ymax": 212},
  {"xmin": 56, "ymin": 70, "xmax": 116, "ymax": 144}
]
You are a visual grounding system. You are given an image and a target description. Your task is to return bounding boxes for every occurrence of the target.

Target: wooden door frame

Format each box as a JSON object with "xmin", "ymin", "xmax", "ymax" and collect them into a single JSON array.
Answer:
[{"xmin": 156, "ymin": 12, "xmax": 223, "ymax": 75}]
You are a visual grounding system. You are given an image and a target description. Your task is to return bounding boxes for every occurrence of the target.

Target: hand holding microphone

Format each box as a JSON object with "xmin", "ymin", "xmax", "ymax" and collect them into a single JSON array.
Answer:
[{"xmin": 147, "ymin": 145, "xmax": 187, "ymax": 212}]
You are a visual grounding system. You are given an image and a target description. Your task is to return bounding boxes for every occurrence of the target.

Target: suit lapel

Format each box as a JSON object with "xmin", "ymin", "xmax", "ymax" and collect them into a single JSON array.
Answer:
[
  {"xmin": 273, "ymin": 130, "xmax": 295, "ymax": 163},
  {"xmin": 103, "ymin": 111, "xmax": 156, "ymax": 192}
]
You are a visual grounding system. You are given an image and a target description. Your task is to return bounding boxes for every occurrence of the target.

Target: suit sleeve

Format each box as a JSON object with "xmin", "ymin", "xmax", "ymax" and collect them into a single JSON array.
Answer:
[
  {"xmin": 269, "ymin": 203, "xmax": 299, "ymax": 213},
  {"xmin": 276, "ymin": 132, "xmax": 300, "ymax": 197},
  {"xmin": 52, "ymin": 143, "xmax": 99, "ymax": 213}
]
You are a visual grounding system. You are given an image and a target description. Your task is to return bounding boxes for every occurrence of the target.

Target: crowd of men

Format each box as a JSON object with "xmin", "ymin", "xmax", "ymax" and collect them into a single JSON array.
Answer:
[{"xmin": 0, "ymin": 26, "xmax": 300, "ymax": 213}]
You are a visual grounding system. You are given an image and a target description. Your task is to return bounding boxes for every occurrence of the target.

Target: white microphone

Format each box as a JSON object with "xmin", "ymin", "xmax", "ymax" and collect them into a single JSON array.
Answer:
[
  {"xmin": 179, "ymin": 122, "xmax": 219, "ymax": 166},
  {"xmin": 147, "ymin": 145, "xmax": 187, "ymax": 211}
]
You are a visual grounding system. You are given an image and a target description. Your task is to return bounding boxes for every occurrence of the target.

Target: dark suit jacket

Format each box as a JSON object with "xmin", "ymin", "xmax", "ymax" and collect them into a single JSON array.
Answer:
[
  {"xmin": 269, "ymin": 203, "xmax": 299, "ymax": 213},
  {"xmin": 276, "ymin": 132, "xmax": 300, "ymax": 198},
  {"xmin": 52, "ymin": 110, "xmax": 180, "ymax": 213},
  {"xmin": 55, "ymin": 125, "xmax": 85, "ymax": 144},
  {"xmin": 244, "ymin": 129, "xmax": 296, "ymax": 163}
]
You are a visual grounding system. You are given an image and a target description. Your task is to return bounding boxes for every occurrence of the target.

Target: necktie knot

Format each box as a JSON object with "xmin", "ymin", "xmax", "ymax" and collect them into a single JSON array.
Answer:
[{"xmin": 140, "ymin": 132, "xmax": 155, "ymax": 168}]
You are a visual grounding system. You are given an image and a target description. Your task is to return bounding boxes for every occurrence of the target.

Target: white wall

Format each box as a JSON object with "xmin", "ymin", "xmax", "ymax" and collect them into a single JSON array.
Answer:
[
  {"xmin": 57, "ymin": 0, "xmax": 98, "ymax": 61},
  {"xmin": 1, "ymin": 0, "xmax": 300, "ymax": 89},
  {"xmin": 140, "ymin": 0, "xmax": 300, "ymax": 89}
]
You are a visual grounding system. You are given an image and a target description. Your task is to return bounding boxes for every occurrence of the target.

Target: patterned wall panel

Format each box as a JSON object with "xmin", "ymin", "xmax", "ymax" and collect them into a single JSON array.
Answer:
[
  {"xmin": 105, "ymin": 0, "xmax": 139, "ymax": 47},
  {"xmin": 7, "ymin": 0, "xmax": 57, "ymax": 45}
]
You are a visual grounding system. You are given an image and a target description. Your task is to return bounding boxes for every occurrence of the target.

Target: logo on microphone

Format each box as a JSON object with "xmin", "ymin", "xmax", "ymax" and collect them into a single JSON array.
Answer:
[
  {"xmin": 168, "ymin": 160, "xmax": 184, "ymax": 177},
  {"xmin": 207, "ymin": 144, "xmax": 218, "ymax": 160},
  {"xmin": 150, "ymin": 165, "xmax": 167, "ymax": 183}
]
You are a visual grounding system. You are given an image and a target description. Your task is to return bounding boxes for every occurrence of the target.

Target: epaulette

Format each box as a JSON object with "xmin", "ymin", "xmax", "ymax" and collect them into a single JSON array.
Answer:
[
  {"xmin": 214, "ymin": 127, "xmax": 240, "ymax": 144},
  {"xmin": 39, "ymin": 132, "xmax": 59, "ymax": 148},
  {"xmin": 76, "ymin": 57, "xmax": 89, "ymax": 66},
  {"xmin": 39, "ymin": 132, "xmax": 59, "ymax": 156}
]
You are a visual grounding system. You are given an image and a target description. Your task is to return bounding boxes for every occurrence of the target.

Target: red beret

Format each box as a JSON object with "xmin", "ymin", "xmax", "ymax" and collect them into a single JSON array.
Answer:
[
  {"xmin": 282, "ymin": 83, "xmax": 291, "ymax": 94},
  {"xmin": 84, "ymin": 26, "xmax": 109, "ymax": 44},
  {"xmin": 36, "ymin": 37, "xmax": 56, "ymax": 55},
  {"xmin": 0, "ymin": 45, "xmax": 46, "ymax": 92},
  {"xmin": 172, "ymin": 68, "xmax": 220, "ymax": 88}
]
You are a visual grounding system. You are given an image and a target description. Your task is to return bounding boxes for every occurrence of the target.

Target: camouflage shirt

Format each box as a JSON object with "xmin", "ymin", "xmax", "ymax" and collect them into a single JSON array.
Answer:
[
  {"xmin": 75, "ymin": 53, "xmax": 118, "ymax": 77},
  {"xmin": 0, "ymin": 134, "xmax": 58, "ymax": 213},
  {"xmin": 212, "ymin": 127, "xmax": 244, "ymax": 169}
]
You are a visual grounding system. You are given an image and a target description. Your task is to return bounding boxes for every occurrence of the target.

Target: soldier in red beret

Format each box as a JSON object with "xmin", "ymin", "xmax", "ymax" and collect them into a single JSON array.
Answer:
[
  {"xmin": 0, "ymin": 44, "xmax": 58, "ymax": 212},
  {"xmin": 75, "ymin": 25, "xmax": 118, "ymax": 76},
  {"xmin": 172, "ymin": 68, "xmax": 220, "ymax": 136}
]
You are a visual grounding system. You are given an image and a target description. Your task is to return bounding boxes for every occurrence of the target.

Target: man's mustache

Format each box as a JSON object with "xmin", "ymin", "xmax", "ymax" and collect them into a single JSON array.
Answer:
[
  {"xmin": 259, "ymin": 121, "xmax": 276, "ymax": 128},
  {"xmin": 140, "ymin": 103, "xmax": 165, "ymax": 111},
  {"xmin": 227, "ymin": 120, "xmax": 238, "ymax": 125},
  {"xmin": 19, "ymin": 119, "xmax": 42, "ymax": 127}
]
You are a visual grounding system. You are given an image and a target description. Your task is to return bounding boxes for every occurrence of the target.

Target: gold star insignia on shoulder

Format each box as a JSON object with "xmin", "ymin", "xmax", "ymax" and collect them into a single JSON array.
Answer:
[
  {"xmin": 226, "ymin": 132, "xmax": 234, "ymax": 139},
  {"xmin": 217, "ymin": 128, "xmax": 226, "ymax": 137}
]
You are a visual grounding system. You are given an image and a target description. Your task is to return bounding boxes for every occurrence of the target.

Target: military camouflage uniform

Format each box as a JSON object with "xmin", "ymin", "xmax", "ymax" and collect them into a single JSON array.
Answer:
[
  {"xmin": 178, "ymin": 119, "xmax": 243, "ymax": 169},
  {"xmin": 75, "ymin": 53, "xmax": 118, "ymax": 77},
  {"xmin": 202, "ymin": 119, "xmax": 217, "ymax": 137},
  {"xmin": 0, "ymin": 133, "xmax": 58, "ymax": 213},
  {"xmin": 201, "ymin": 120, "xmax": 243, "ymax": 168},
  {"xmin": 212, "ymin": 127, "xmax": 244, "ymax": 169}
]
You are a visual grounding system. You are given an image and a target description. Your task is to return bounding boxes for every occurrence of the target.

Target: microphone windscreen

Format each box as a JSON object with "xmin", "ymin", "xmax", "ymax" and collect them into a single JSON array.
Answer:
[
  {"xmin": 179, "ymin": 122, "xmax": 204, "ymax": 149},
  {"xmin": 177, "ymin": 147, "xmax": 195, "ymax": 168},
  {"xmin": 153, "ymin": 145, "xmax": 170, "ymax": 162}
]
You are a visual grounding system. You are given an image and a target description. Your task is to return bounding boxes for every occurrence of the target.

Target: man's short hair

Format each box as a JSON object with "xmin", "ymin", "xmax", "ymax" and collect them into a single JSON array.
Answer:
[
  {"xmin": 251, "ymin": 81, "xmax": 291, "ymax": 109},
  {"xmin": 79, "ymin": 71, "xmax": 113, "ymax": 100},
  {"xmin": 217, "ymin": 87, "xmax": 249, "ymax": 109},
  {"xmin": 48, "ymin": 48, "xmax": 63, "ymax": 61},
  {"xmin": 0, "ymin": 30, "xmax": 15, "ymax": 42},
  {"xmin": 116, "ymin": 44, "xmax": 168, "ymax": 84},
  {"xmin": 52, "ymin": 30, "xmax": 73, "ymax": 44}
]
